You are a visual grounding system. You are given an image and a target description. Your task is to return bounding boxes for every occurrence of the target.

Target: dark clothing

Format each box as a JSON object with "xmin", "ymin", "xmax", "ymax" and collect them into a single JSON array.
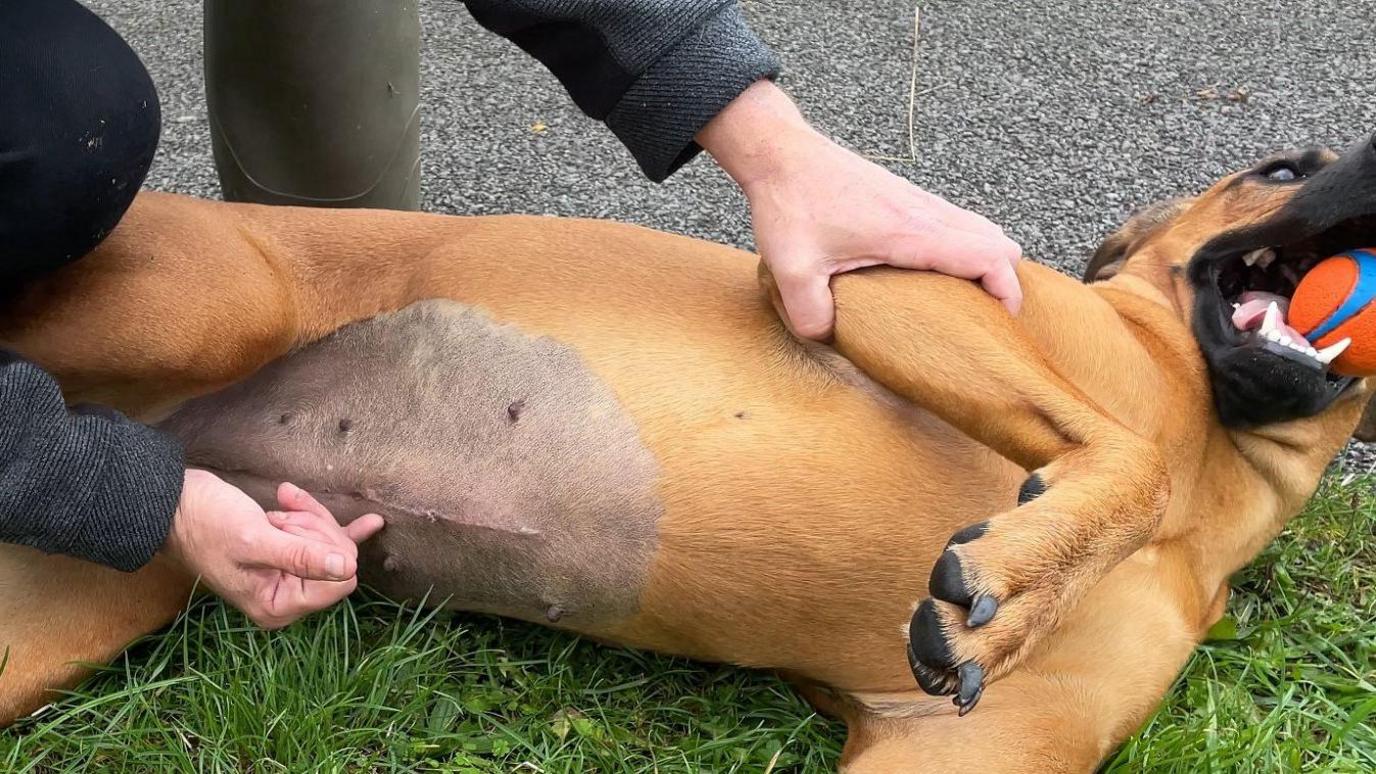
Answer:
[
  {"xmin": 0, "ymin": 0, "xmax": 184, "ymax": 572},
  {"xmin": 0, "ymin": 354, "xmax": 185, "ymax": 572},
  {"xmin": 0, "ymin": 0, "xmax": 161, "ymax": 284},
  {"xmin": 1, "ymin": 0, "xmax": 778, "ymax": 571},
  {"xmin": 463, "ymin": 0, "xmax": 780, "ymax": 181}
]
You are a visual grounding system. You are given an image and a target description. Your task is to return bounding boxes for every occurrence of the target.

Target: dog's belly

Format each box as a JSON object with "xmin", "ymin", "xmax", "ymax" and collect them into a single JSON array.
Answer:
[
  {"xmin": 159, "ymin": 299, "xmax": 663, "ymax": 629},
  {"xmin": 160, "ymin": 290, "xmax": 1021, "ymax": 684}
]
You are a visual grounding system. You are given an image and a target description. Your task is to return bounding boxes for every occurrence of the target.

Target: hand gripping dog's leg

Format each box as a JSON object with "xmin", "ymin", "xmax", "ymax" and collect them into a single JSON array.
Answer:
[{"xmin": 817, "ymin": 267, "xmax": 1168, "ymax": 713}]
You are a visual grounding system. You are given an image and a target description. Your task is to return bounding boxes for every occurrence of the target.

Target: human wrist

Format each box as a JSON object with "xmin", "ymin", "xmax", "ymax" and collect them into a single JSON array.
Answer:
[
  {"xmin": 162, "ymin": 468, "xmax": 209, "ymax": 571},
  {"xmin": 696, "ymin": 80, "xmax": 819, "ymax": 193}
]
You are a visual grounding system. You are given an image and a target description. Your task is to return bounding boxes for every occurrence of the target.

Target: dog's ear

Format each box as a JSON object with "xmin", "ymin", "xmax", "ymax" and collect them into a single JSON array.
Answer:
[
  {"xmin": 1353, "ymin": 393, "xmax": 1376, "ymax": 443},
  {"xmin": 1083, "ymin": 198, "xmax": 1193, "ymax": 283}
]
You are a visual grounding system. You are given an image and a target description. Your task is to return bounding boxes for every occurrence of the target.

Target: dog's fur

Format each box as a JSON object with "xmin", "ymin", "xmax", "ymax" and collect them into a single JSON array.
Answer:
[{"xmin": 1, "ymin": 140, "xmax": 1374, "ymax": 771}]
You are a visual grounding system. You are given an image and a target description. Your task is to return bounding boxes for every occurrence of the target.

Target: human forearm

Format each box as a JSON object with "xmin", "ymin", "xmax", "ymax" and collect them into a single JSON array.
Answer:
[{"xmin": 0, "ymin": 351, "xmax": 183, "ymax": 571}]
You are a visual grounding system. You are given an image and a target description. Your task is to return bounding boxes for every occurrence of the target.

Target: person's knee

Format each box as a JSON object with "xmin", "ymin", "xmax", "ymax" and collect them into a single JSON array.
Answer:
[{"xmin": 0, "ymin": 0, "xmax": 160, "ymax": 284}]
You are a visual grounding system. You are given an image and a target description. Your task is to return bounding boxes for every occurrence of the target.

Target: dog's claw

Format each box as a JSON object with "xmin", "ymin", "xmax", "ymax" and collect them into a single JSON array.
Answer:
[
  {"xmin": 967, "ymin": 594, "xmax": 998, "ymax": 627},
  {"xmin": 954, "ymin": 662, "xmax": 985, "ymax": 715},
  {"xmin": 956, "ymin": 684, "xmax": 984, "ymax": 716}
]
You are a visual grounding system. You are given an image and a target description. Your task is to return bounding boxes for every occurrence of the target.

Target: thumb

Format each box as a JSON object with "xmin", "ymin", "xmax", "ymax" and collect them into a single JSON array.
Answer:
[
  {"xmin": 252, "ymin": 527, "xmax": 355, "ymax": 581},
  {"xmin": 774, "ymin": 265, "xmax": 836, "ymax": 341}
]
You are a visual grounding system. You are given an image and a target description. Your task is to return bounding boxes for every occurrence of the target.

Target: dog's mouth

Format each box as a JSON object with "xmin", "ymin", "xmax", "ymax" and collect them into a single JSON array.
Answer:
[
  {"xmin": 1214, "ymin": 237, "xmax": 1362, "ymax": 371},
  {"xmin": 1193, "ymin": 214, "xmax": 1373, "ymax": 427}
]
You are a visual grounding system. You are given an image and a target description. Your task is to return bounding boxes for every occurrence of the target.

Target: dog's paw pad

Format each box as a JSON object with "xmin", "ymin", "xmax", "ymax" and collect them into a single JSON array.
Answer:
[
  {"xmin": 907, "ymin": 598, "xmax": 961, "ymax": 696},
  {"xmin": 908, "ymin": 648, "xmax": 955, "ymax": 695},
  {"xmin": 932, "ymin": 522, "xmax": 1002, "ymax": 628},
  {"xmin": 929, "ymin": 549, "xmax": 974, "ymax": 607},
  {"xmin": 1017, "ymin": 472, "xmax": 1047, "ymax": 505},
  {"xmin": 907, "ymin": 599, "xmax": 992, "ymax": 711},
  {"xmin": 944, "ymin": 520, "xmax": 988, "ymax": 549}
]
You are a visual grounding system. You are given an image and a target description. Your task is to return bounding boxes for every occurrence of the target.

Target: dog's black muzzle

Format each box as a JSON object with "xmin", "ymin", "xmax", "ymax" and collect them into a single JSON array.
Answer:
[{"xmin": 1189, "ymin": 134, "xmax": 1376, "ymax": 428}]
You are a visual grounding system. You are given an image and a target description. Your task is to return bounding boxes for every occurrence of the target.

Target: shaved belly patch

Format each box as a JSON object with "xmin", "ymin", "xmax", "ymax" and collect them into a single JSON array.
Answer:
[{"xmin": 159, "ymin": 300, "xmax": 662, "ymax": 628}]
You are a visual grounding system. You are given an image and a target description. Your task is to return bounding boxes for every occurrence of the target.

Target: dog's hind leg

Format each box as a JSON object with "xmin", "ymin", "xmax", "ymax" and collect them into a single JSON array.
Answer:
[
  {"xmin": 833, "ymin": 551, "xmax": 1204, "ymax": 773},
  {"xmin": 0, "ymin": 546, "xmax": 191, "ymax": 727},
  {"xmin": 793, "ymin": 266, "xmax": 1170, "ymax": 711},
  {"xmin": 837, "ymin": 665, "xmax": 1139, "ymax": 773}
]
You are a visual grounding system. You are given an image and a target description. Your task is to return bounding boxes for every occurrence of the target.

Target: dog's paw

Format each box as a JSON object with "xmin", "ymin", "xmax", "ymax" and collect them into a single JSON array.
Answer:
[
  {"xmin": 906, "ymin": 472, "xmax": 1062, "ymax": 714},
  {"xmin": 1016, "ymin": 472, "xmax": 1047, "ymax": 505}
]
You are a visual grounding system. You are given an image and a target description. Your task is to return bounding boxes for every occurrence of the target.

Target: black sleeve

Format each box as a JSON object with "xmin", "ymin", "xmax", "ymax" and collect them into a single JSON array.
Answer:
[
  {"xmin": 0, "ymin": 0, "xmax": 161, "ymax": 286},
  {"xmin": 462, "ymin": 0, "xmax": 781, "ymax": 182},
  {"xmin": 0, "ymin": 351, "xmax": 185, "ymax": 572}
]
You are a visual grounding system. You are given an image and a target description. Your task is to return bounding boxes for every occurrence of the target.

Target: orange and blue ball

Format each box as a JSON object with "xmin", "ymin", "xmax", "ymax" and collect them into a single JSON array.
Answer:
[{"xmin": 1289, "ymin": 248, "xmax": 1376, "ymax": 377}]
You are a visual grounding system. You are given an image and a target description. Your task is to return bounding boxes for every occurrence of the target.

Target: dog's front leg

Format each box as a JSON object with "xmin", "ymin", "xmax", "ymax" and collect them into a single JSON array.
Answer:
[{"xmin": 817, "ymin": 266, "xmax": 1169, "ymax": 712}]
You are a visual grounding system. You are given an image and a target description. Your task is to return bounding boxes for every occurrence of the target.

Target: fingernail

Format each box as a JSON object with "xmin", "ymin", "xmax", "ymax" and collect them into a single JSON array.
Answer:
[{"xmin": 326, "ymin": 553, "xmax": 346, "ymax": 579}]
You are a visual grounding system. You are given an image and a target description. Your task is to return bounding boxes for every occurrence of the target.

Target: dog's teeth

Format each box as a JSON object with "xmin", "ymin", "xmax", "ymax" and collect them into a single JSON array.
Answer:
[
  {"xmin": 1265, "ymin": 330, "xmax": 1282, "ymax": 342},
  {"xmin": 1307, "ymin": 347, "xmax": 1320, "ymax": 358},
  {"xmin": 1315, "ymin": 337, "xmax": 1352, "ymax": 365},
  {"xmin": 1243, "ymin": 247, "xmax": 1277, "ymax": 268},
  {"xmin": 1280, "ymin": 335, "xmax": 1292, "ymax": 347},
  {"xmin": 1232, "ymin": 302, "xmax": 1241, "ymax": 310},
  {"xmin": 1260, "ymin": 301, "xmax": 1283, "ymax": 336}
]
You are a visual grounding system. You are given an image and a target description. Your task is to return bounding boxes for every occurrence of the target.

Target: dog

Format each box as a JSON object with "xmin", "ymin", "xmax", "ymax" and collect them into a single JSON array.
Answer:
[{"xmin": 1, "ymin": 134, "xmax": 1374, "ymax": 772}]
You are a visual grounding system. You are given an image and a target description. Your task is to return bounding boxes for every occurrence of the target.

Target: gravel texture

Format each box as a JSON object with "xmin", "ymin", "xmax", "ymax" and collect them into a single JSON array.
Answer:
[{"xmin": 85, "ymin": 0, "xmax": 1376, "ymax": 468}]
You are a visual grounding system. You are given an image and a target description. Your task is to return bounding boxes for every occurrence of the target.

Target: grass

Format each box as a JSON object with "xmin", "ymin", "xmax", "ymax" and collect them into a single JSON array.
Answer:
[{"xmin": 2, "ymin": 476, "xmax": 1372, "ymax": 773}]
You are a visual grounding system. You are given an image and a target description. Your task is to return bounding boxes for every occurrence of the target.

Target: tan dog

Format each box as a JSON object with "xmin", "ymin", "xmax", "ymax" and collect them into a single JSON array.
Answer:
[{"xmin": 2, "ymin": 136, "xmax": 1375, "ymax": 772}]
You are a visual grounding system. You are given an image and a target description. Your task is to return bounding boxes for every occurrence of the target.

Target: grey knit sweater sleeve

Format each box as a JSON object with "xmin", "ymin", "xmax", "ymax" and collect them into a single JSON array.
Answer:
[
  {"xmin": 462, "ymin": 0, "xmax": 781, "ymax": 182},
  {"xmin": 0, "ymin": 351, "xmax": 184, "ymax": 571}
]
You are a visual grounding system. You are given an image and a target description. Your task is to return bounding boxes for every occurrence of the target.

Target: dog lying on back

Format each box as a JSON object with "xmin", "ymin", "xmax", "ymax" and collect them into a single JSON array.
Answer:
[{"xmin": 1, "ymin": 135, "xmax": 1374, "ymax": 772}]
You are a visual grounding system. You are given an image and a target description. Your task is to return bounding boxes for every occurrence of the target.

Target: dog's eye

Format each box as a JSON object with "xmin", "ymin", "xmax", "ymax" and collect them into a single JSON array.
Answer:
[{"xmin": 1261, "ymin": 162, "xmax": 1301, "ymax": 182}]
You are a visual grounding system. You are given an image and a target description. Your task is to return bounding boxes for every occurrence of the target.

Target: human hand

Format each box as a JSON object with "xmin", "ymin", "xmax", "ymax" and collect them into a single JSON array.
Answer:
[
  {"xmin": 697, "ymin": 80, "xmax": 1023, "ymax": 340},
  {"xmin": 164, "ymin": 469, "xmax": 385, "ymax": 629}
]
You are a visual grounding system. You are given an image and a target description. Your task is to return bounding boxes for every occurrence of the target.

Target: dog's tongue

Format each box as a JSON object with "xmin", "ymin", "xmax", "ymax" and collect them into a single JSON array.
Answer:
[{"xmin": 1231, "ymin": 291, "xmax": 1312, "ymax": 346}]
